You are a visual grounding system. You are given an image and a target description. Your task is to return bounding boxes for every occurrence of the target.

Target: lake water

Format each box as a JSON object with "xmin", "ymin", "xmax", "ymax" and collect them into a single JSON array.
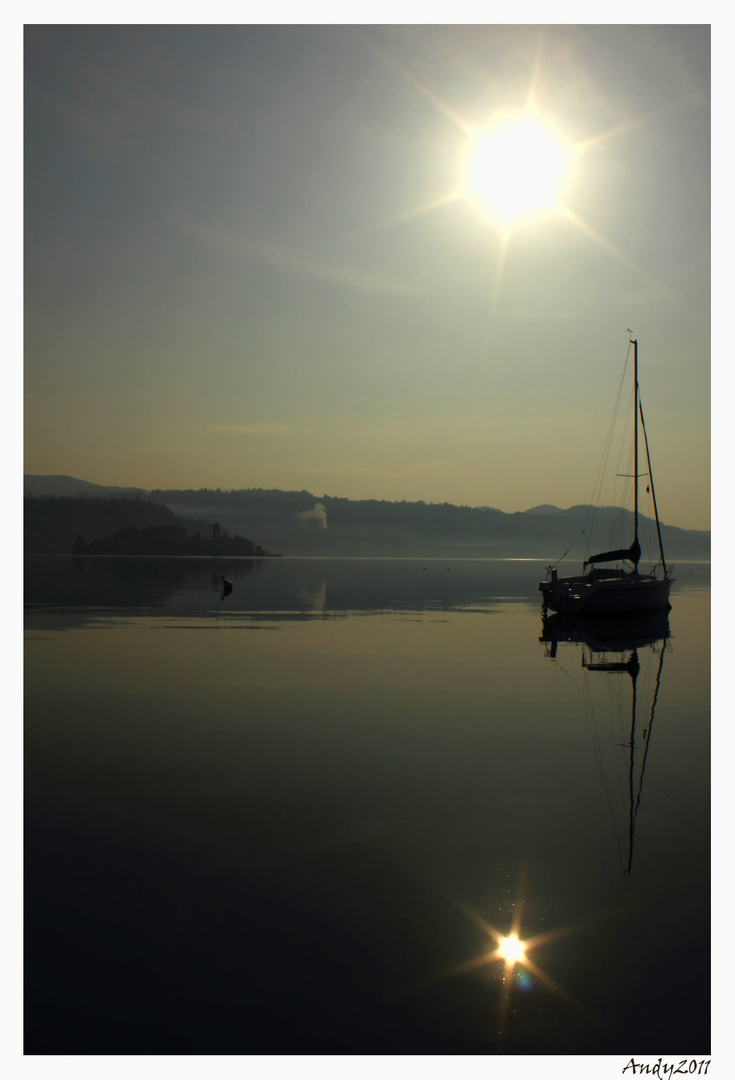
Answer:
[{"xmin": 24, "ymin": 556, "xmax": 711, "ymax": 1056}]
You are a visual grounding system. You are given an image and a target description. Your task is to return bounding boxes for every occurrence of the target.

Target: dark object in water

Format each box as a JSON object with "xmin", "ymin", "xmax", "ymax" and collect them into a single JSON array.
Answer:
[{"xmin": 220, "ymin": 576, "xmax": 233, "ymax": 600}]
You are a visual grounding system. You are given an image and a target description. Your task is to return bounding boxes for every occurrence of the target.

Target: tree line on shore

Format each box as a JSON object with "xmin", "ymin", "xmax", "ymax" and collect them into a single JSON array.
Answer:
[{"xmin": 24, "ymin": 490, "xmax": 710, "ymax": 560}]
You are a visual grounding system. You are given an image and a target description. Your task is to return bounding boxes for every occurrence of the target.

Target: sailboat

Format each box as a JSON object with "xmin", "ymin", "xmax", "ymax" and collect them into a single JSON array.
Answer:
[{"xmin": 539, "ymin": 336, "xmax": 672, "ymax": 615}]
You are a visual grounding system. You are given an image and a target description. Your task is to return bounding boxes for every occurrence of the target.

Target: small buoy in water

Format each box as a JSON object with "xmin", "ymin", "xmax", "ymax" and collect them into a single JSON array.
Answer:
[{"xmin": 220, "ymin": 576, "xmax": 233, "ymax": 599}]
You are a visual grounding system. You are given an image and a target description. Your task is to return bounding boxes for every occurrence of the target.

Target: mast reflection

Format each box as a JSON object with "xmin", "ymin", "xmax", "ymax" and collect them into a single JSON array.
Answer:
[{"xmin": 540, "ymin": 611, "xmax": 670, "ymax": 875}]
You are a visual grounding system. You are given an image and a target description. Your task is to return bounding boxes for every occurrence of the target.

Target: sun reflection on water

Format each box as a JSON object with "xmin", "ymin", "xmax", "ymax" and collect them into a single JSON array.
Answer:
[
  {"xmin": 436, "ymin": 898, "xmax": 591, "ymax": 1049},
  {"xmin": 498, "ymin": 932, "xmax": 525, "ymax": 964}
]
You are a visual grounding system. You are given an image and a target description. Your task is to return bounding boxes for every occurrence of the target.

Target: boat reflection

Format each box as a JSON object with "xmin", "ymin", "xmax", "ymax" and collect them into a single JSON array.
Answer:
[
  {"xmin": 540, "ymin": 609, "xmax": 670, "ymax": 656},
  {"xmin": 540, "ymin": 610, "xmax": 670, "ymax": 875}
]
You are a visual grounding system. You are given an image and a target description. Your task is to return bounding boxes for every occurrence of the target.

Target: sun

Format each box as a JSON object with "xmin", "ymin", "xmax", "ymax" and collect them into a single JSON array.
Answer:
[{"xmin": 468, "ymin": 118, "xmax": 569, "ymax": 224}]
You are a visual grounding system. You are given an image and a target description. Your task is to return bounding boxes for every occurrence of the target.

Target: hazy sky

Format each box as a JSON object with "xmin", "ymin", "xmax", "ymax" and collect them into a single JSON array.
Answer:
[{"xmin": 24, "ymin": 22, "xmax": 710, "ymax": 529}]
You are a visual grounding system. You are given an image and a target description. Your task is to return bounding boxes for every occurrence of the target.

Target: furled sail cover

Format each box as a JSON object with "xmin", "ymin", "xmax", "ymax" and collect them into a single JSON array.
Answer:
[{"xmin": 584, "ymin": 538, "xmax": 641, "ymax": 568}]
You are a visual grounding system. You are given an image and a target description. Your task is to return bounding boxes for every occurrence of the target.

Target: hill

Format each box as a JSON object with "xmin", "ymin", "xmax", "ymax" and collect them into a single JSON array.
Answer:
[
  {"xmin": 23, "ymin": 477, "xmax": 710, "ymax": 560},
  {"xmin": 24, "ymin": 475, "xmax": 148, "ymax": 498},
  {"xmin": 23, "ymin": 496, "xmax": 265, "ymax": 556},
  {"xmin": 147, "ymin": 487, "xmax": 709, "ymax": 561}
]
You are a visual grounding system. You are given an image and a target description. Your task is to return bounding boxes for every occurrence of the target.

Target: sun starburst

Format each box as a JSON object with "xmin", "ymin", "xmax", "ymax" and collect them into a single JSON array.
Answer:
[
  {"xmin": 432, "ymin": 897, "xmax": 595, "ymax": 1049},
  {"xmin": 467, "ymin": 117, "xmax": 570, "ymax": 225},
  {"xmin": 355, "ymin": 37, "xmax": 665, "ymax": 313}
]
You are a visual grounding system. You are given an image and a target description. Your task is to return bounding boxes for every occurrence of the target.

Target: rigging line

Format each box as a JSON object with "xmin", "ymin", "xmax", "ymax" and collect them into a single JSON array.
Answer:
[
  {"xmin": 585, "ymin": 342, "xmax": 632, "ymax": 553},
  {"xmin": 610, "ymin": 393, "xmax": 635, "ymax": 544},
  {"xmin": 626, "ymin": 656, "xmax": 638, "ymax": 874},
  {"xmin": 632, "ymin": 643, "xmax": 666, "ymax": 823},
  {"xmin": 606, "ymin": 667, "xmax": 629, "ymax": 811},
  {"xmin": 601, "ymin": 382, "xmax": 636, "ymax": 553},
  {"xmin": 580, "ymin": 659, "xmax": 627, "ymax": 872},
  {"xmin": 557, "ymin": 654, "xmax": 623, "ymax": 849},
  {"xmin": 637, "ymin": 389, "xmax": 668, "ymax": 573},
  {"xmin": 550, "ymin": 526, "xmax": 587, "ymax": 568}
]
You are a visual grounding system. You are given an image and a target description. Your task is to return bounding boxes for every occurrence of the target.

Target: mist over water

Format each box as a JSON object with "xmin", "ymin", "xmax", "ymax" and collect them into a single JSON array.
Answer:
[{"xmin": 24, "ymin": 557, "xmax": 710, "ymax": 1054}]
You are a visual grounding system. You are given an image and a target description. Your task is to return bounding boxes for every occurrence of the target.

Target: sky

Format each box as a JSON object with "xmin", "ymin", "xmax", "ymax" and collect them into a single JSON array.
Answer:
[{"xmin": 24, "ymin": 20, "xmax": 711, "ymax": 530}]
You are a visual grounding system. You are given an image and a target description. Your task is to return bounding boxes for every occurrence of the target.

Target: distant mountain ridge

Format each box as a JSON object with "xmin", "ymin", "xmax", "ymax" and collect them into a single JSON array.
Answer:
[
  {"xmin": 23, "ymin": 475, "xmax": 710, "ymax": 559},
  {"xmin": 523, "ymin": 504, "xmax": 563, "ymax": 515},
  {"xmin": 24, "ymin": 474, "xmax": 149, "ymax": 498}
]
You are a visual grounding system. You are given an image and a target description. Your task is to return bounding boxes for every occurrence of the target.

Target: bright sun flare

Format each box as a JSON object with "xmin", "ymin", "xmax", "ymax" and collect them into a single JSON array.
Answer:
[
  {"xmin": 469, "ymin": 119, "xmax": 568, "ymax": 223},
  {"xmin": 498, "ymin": 934, "xmax": 526, "ymax": 963}
]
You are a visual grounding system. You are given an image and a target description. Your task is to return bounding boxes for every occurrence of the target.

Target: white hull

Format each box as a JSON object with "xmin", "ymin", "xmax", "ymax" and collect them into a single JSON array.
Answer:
[{"xmin": 539, "ymin": 568, "xmax": 671, "ymax": 615}]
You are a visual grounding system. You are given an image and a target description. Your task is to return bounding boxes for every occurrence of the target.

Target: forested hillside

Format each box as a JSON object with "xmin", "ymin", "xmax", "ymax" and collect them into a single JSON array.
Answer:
[
  {"xmin": 24, "ymin": 496, "xmax": 210, "ymax": 554},
  {"xmin": 23, "ymin": 483, "xmax": 711, "ymax": 560}
]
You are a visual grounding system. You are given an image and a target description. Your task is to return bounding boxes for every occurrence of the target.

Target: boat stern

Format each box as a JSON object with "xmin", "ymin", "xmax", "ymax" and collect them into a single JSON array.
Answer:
[{"xmin": 539, "ymin": 568, "xmax": 559, "ymax": 611}]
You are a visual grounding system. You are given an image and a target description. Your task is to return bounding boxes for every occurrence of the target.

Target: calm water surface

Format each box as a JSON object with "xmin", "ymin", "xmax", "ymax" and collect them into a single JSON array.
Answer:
[{"xmin": 24, "ymin": 557, "xmax": 711, "ymax": 1054}]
